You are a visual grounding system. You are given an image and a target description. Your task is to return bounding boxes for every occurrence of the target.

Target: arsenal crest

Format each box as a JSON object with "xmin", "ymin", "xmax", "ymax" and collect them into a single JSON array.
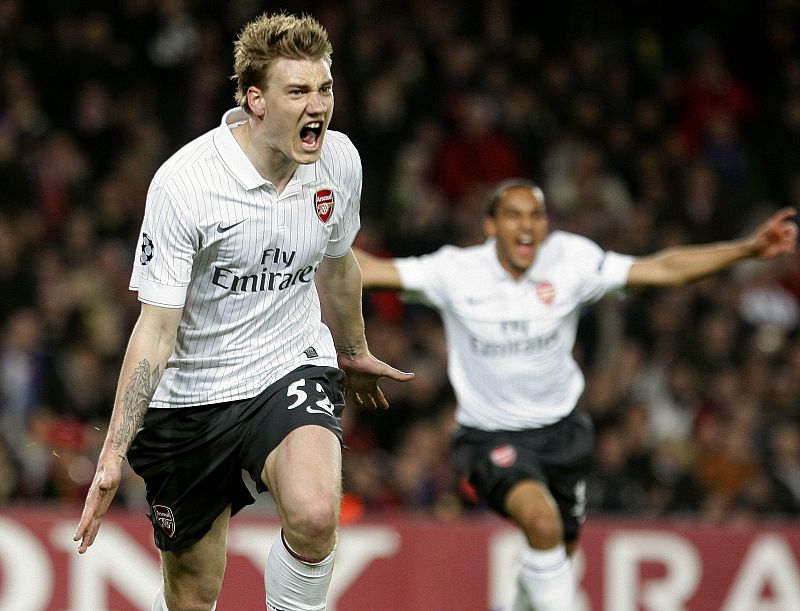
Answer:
[
  {"xmin": 314, "ymin": 189, "xmax": 335, "ymax": 223},
  {"xmin": 153, "ymin": 504, "xmax": 176, "ymax": 538},
  {"xmin": 535, "ymin": 280, "xmax": 555, "ymax": 305},
  {"xmin": 490, "ymin": 444, "xmax": 517, "ymax": 468}
]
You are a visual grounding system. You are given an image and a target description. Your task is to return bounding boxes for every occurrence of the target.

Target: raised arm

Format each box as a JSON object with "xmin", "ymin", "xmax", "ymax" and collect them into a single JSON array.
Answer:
[
  {"xmin": 316, "ymin": 249, "xmax": 413, "ymax": 409},
  {"xmin": 352, "ymin": 247, "xmax": 405, "ymax": 290},
  {"xmin": 74, "ymin": 303, "xmax": 182, "ymax": 553},
  {"xmin": 626, "ymin": 207, "xmax": 798, "ymax": 288}
]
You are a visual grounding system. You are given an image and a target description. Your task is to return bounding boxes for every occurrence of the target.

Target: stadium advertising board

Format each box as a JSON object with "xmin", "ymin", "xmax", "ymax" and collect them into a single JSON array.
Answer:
[{"xmin": 0, "ymin": 509, "xmax": 799, "ymax": 610}]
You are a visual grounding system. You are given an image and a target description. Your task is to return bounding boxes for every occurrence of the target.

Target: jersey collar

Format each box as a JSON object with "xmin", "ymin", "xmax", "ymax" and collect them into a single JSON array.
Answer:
[
  {"xmin": 485, "ymin": 238, "xmax": 509, "ymax": 279},
  {"xmin": 214, "ymin": 108, "xmax": 317, "ymax": 191},
  {"xmin": 485, "ymin": 237, "xmax": 542, "ymax": 282}
]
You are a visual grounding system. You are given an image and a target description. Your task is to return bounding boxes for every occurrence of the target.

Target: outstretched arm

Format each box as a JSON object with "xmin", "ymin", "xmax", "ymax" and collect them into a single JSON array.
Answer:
[
  {"xmin": 317, "ymin": 249, "xmax": 413, "ymax": 409},
  {"xmin": 626, "ymin": 207, "xmax": 798, "ymax": 288},
  {"xmin": 74, "ymin": 303, "xmax": 181, "ymax": 553},
  {"xmin": 352, "ymin": 247, "xmax": 405, "ymax": 290}
]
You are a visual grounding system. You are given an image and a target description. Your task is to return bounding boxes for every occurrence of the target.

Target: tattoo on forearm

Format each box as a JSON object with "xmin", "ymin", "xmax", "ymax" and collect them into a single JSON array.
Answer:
[
  {"xmin": 112, "ymin": 359, "xmax": 161, "ymax": 453},
  {"xmin": 336, "ymin": 343, "xmax": 359, "ymax": 358}
]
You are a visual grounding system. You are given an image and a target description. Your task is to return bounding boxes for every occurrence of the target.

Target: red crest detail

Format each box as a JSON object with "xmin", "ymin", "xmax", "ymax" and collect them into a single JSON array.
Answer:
[
  {"xmin": 458, "ymin": 477, "xmax": 479, "ymax": 504},
  {"xmin": 153, "ymin": 505, "xmax": 176, "ymax": 537},
  {"xmin": 490, "ymin": 444, "xmax": 517, "ymax": 468},
  {"xmin": 314, "ymin": 189, "xmax": 335, "ymax": 223},
  {"xmin": 535, "ymin": 280, "xmax": 555, "ymax": 305}
]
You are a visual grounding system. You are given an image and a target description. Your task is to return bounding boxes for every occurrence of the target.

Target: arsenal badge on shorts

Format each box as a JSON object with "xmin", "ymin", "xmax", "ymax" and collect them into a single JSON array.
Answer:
[
  {"xmin": 153, "ymin": 504, "xmax": 176, "ymax": 537},
  {"xmin": 314, "ymin": 189, "xmax": 335, "ymax": 223},
  {"xmin": 490, "ymin": 444, "xmax": 517, "ymax": 468}
]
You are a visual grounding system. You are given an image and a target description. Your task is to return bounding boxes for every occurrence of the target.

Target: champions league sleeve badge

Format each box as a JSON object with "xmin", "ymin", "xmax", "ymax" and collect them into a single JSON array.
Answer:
[
  {"xmin": 314, "ymin": 189, "xmax": 335, "ymax": 223},
  {"xmin": 140, "ymin": 232, "xmax": 154, "ymax": 265}
]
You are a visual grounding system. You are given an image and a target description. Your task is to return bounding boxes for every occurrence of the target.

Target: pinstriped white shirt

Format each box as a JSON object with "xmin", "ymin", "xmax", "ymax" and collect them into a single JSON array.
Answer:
[{"xmin": 130, "ymin": 108, "xmax": 361, "ymax": 408}]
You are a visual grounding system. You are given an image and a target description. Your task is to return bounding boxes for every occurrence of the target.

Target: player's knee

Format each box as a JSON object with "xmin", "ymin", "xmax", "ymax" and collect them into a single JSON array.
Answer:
[
  {"xmin": 164, "ymin": 577, "xmax": 221, "ymax": 611},
  {"xmin": 284, "ymin": 495, "xmax": 338, "ymax": 547},
  {"xmin": 168, "ymin": 580, "xmax": 221, "ymax": 609},
  {"xmin": 291, "ymin": 499, "xmax": 338, "ymax": 537},
  {"xmin": 521, "ymin": 511, "xmax": 564, "ymax": 548}
]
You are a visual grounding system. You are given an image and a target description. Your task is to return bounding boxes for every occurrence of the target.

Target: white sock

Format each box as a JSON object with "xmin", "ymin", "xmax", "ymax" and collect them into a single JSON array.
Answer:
[
  {"xmin": 151, "ymin": 580, "xmax": 216, "ymax": 611},
  {"xmin": 265, "ymin": 530, "xmax": 336, "ymax": 611},
  {"xmin": 151, "ymin": 582, "xmax": 167, "ymax": 611},
  {"xmin": 509, "ymin": 587, "xmax": 533, "ymax": 611},
  {"xmin": 517, "ymin": 545, "xmax": 575, "ymax": 611}
]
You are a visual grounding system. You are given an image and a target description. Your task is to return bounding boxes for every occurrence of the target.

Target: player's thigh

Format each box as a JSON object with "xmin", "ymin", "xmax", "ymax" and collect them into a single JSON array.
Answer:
[
  {"xmin": 262, "ymin": 424, "xmax": 342, "ymax": 521},
  {"xmin": 505, "ymin": 479, "xmax": 564, "ymax": 546},
  {"xmin": 161, "ymin": 505, "xmax": 230, "ymax": 596},
  {"xmin": 505, "ymin": 479, "xmax": 560, "ymax": 520},
  {"xmin": 240, "ymin": 366, "xmax": 345, "ymax": 499}
]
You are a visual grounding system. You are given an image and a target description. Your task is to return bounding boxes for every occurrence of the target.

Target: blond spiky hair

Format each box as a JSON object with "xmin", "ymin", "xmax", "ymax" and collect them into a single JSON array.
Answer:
[{"xmin": 232, "ymin": 12, "xmax": 333, "ymax": 112}]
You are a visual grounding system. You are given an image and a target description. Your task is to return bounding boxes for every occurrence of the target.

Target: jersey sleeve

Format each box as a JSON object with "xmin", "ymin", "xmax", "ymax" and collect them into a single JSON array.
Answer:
[
  {"xmin": 324, "ymin": 137, "xmax": 362, "ymax": 258},
  {"xmin": 393, "ymin": 247, "xmax": 457, "ymax": 309},
  {"xmin": 129, "ymin": 181, "xmax": 196, "ymax": 308},
  {"xmin": 574, "ymin": 241, "xmax": 635, "ymax": 304}
]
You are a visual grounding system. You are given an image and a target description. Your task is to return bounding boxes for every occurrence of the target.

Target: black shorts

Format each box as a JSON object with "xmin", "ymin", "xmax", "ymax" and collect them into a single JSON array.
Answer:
[
  {"xmin": 127, "ymin": 365, "xmax": 345, "ymax": 552},
  {"xmin": 451, "ymin": 408, "xmax": 594, "ymax": 543}
]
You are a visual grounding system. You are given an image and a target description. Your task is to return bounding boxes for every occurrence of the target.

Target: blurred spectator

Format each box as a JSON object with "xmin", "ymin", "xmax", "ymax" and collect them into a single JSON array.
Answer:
[
  {"xmin": 762, "ymin": 91, "xmax": 800, "ymax": 203},
  {"xmin": 768, "ymin": 422, "xmax": 800, "ymax": 508},
  {"xmin": 0, "ymin": 117, "xmax": 33, "ymax": 217},
  {"xmin": 0, "ymin": 308, "xmax": 60, "ymax": 444},
  {"xmin": 587, "ymin": 421, "xmax": 647, "ymax": 514},
  {"xmin": 0, "ymin": 435, "xmax": 20, "ymax": 503},
  {"xmin": 675, "ymin": 40, "xmax": 755, "ymax": 156},
  {"xmin": 434, "ymin": 92, "xmax": 525, "ymax": 204},
  {"xmin": 0, "ymin": 215, "xmax": 36, "ymax": 320},
  {"xmin": 33, "ymin": 131, "xmax": 91, "ymax": 238},
  {"xmin": 545, "ymin": 139, "xmax": 633, "ymax": 240}
]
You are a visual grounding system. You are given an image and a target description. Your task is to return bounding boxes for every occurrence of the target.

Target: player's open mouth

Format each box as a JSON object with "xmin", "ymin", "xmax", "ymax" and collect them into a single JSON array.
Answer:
[
  {"xmin": 300, "ymin": 121, "xmax": 323, "ymax": 149},
  {"xmin": 516, "ymin": 236, "xmax": 534, "ymax": 254}
]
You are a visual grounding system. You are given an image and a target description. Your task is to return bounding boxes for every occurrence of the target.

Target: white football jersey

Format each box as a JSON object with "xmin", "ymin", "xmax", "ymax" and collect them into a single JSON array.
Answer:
[
  {"xmin": 130, "ymin": 108, "xmax": 361, "ymax": 408},
  {"xmin": 394, "ymin": 232, "xmax": 634, "ymax": 430}
]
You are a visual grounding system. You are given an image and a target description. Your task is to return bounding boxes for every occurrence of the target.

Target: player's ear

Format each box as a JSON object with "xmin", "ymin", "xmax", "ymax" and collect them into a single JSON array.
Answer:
[{"xmin": 247, "ymin": 86, "xmax": 266, "ymax": 117}]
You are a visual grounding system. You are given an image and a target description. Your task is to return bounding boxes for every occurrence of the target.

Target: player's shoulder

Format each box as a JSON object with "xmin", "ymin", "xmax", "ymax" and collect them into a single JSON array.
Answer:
[
  {"xmin": 152, "ymin": 129, "xmax": 217, "ymax": 190},
  {"xmin": 322, "ymin": 129, "xmax": 358, "ymax": 153},
  {"xmin": 540, "ymin": 230, "xmax": 609, "ymax": 278},
  {"xmin": 543, "ymin": 230, "xmax": 603, "ymax": 257},
  {"xmin": 420, "ymin": 241, "xmax": 490, "ymax": 269},
  {"xmin": 446, "ymin": 241, "xmax": 489, "ymax": 260},
  {"xmin": 319, "ymin": 130, "xmax": 361, "ymax": 176}
]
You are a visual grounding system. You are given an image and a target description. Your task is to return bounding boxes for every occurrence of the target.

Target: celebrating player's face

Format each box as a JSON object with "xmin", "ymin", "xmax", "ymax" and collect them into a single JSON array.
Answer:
[
  {"xmin": 485, "ymin": 186, "xmax": 549, "ymax": 278},
  {"xmin": 259, "ymin": 57, "xmax": 334, "ymax": 165}
]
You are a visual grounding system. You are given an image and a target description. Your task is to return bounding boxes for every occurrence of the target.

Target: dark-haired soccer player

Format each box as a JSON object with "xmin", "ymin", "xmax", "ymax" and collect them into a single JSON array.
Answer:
[{"xmin": 355, "ymin": 178, "xmax": 796, "ymax": 611}]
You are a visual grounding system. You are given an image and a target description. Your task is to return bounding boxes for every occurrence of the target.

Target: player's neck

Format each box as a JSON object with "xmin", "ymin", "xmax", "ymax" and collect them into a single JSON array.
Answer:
[
  {"xmin": 498, "ymin": 260, "xmax": 527, "ymax": 280},
  {"xmin": 495, "ymin": 251, "xmax": 533, "ymax": 281},
  {"xmin": 232, "ymin": 122, "xmax": 297, "ymax": 194},
  {"xmin": 258, "ymin": 149, "xmax": 297, "ymax": 194}
]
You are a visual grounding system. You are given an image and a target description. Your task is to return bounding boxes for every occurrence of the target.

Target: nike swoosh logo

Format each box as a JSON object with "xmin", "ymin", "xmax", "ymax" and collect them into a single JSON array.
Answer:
[{"xmin": 216, "ymin": 219, "xmax": 247, "ymax": 233}]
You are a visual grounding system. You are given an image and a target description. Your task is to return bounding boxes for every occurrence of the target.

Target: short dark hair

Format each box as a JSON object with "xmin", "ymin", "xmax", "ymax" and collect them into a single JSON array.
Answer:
[{"xmin": 486, "ymin": 179, "xmax": 544, "ymax": 217}]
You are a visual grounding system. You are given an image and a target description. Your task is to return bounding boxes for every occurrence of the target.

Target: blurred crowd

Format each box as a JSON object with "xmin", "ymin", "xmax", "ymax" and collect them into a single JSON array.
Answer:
[{"xmin": 2, "ymin": 0, "xmax": 800, "ymax": 525}]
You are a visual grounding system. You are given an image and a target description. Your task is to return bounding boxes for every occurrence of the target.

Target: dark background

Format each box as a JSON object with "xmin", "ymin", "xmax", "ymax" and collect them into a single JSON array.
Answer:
[{"xmin": 1, "ymin": 0, "xmax": 800, "ymax": 523}]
